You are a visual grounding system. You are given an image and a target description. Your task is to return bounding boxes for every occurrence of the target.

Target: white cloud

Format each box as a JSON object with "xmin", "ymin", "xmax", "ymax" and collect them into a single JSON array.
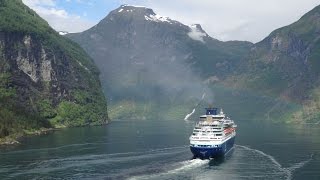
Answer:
[
  {"xmin": 23, "ymin": 0, "xmax": 56, "ymax": 7},
  {"xmin": 22, "ymin": 0, "xmax": 320, "ymax": 42},
  {"xmin": 22, "ymin": 0, "xmax": 95, "ymax": 33},
  {"xmin": 188, "ymin": 25, "xmax": 206, "ymax": 43},
  {"xmin": 121, "ymin": 0, "xmax": 320, "ymax": 42}
]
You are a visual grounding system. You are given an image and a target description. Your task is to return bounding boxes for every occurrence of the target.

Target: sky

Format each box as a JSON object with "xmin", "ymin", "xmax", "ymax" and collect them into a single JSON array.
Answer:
[{"xmin": 22, "ymin": 0, "xmax": 320, "ymax": 43}]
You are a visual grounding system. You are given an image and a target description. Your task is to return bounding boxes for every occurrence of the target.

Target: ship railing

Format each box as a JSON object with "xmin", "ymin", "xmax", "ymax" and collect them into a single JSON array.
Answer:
[
  {"xmin": 197, "ymin": 122, "xmax": 222, "ymax": 126},
  {"xmin": 191, "ymin": 136, "xmax": 222, "ymax": 140}
]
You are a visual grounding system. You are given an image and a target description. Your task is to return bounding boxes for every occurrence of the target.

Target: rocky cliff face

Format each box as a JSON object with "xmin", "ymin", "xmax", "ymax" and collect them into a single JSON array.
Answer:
[
  {"xmin": 2, "ymin": 33, "xmax": 65, "ymax": 105},
  {"xmin": 0, "ymin": 0, "xmax": 108, "ymax": 138},
  {"xmin": 1, "ymin": 32, "xmax": 102, "ymax": 110}
]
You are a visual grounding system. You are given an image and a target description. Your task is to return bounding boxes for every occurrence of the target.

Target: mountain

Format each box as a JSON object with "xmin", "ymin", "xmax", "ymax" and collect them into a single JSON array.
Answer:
[
  {"xmin": 226, "ymin": 4, "xmax": 320, "ymax": 123},
  {"xmin": 0, "ymin": 0, "xmax": 108, "ymax": 140},
  {"xmin": 67, "ymin": 5, "xmax": 252, "ymax": 120},
  {"xmin": 68, "ymin": 4, "xmax": 320, "ymax": 123}
]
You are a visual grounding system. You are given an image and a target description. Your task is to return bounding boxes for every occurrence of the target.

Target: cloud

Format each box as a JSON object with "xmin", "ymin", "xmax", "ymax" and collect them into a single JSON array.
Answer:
[
  {"xmin": 23, "ymin": 0, "xmax": 56, "ymax": 7},
  {"xmin": 119, "ymin": 0, "xmax": 320, "ymax": 42},
  {"xmin": 188, "ymin": 25, "xmax": 206, "ymax": 43},
  {"xmin": 23, "ymin": 0, "xmax": 320, "ymax": 42},
  {"xmin": 22, "ymin": 0, "xmax": 95, "ymax": 33}
]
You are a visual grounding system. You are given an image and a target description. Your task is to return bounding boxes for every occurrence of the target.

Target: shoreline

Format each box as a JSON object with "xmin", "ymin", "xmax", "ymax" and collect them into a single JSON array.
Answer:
[
  {"xmin": 0, "ymin": 128, "xmax": 56, "ymax": 147},
  {"xmin": 0, "ymin": 121, "xmax": 109, "ymax": 148}
]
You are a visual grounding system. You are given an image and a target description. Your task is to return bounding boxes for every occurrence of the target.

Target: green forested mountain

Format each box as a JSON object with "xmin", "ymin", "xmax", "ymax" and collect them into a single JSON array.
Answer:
[
  {"xmin": 0, "ymin": 0, "xmax": 108, "ymax": 140},
  {"xmin": 226, "ymin": 4, "xmax": 320, "ymax": 123},
  {"xmin": 67, "ymin": 4, "xmax": 320, "ymax": 124},
  {"xmin": 67, "ymin": 5, "xmax": 253, "ymax": 120}
]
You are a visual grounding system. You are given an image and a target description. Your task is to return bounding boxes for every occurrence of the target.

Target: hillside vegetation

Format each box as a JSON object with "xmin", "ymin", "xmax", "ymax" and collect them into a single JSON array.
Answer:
[
  {"xmin": 224, "ymin": 5, "xmax": 320, "ymax": 123},
  {"xmin": 0, "ymin": 0, "xmax": 108, "ymax": 141}
]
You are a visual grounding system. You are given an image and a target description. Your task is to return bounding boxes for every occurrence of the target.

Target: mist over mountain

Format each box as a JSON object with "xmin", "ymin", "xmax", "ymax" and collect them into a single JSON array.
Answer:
[
  {"xmin": 227, "ymin": 4, "xmax": 320, "ymax": 123},
  {"xmin": 67, "ymin": 5, "xmax": 252, "ymax": 120},
  {"xmin": 2, "ymin": 2, "xmax": 320, "ymax": 178},
  {"xmin": 68, "ymin": 3, "xmax": 320, "ymax": 123},
  {"xmin": 0, "ymin": 0, "xmax": 317, "ymax": 142}
]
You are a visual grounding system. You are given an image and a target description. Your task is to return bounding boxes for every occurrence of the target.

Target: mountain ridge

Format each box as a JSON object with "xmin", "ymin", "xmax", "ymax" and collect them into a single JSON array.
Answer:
[
  {"xmin": 68, "ymin": 4, "xmax": 320, "ymax": 123},
  {"xmin": 67, "ymin": 4, "xmax": 253, "ymax": 120},
  {"xmin": 225, "ymin": 4, "xmax": 320, "ymax": 123}
]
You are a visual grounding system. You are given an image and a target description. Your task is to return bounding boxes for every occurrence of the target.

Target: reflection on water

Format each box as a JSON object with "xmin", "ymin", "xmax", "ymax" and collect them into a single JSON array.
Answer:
[{"xmin": 0, "ymin": 119, "xmax": 319, "ymax": 179}]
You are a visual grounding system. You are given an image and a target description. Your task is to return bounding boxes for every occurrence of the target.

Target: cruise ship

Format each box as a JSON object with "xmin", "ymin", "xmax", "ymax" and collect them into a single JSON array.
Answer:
[{"xmin": 189, "ymin": 107, "xmax": 236, "ymax": 159}]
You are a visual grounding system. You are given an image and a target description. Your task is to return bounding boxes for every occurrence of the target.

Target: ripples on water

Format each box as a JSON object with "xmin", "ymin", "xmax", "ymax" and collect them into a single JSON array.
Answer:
[
  {"xmin": 0, "ymin": 143, "xmax": 313, "ymax": 180},
  {"xmin": 0, "ymin": 120, "xmax": 319, "ymax": 180}
]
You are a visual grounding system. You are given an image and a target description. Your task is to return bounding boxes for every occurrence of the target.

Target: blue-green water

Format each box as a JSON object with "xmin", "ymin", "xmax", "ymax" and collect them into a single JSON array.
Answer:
[{"xmin": 0, "ymin": 119, "xmax": 319, "ymax": 179}]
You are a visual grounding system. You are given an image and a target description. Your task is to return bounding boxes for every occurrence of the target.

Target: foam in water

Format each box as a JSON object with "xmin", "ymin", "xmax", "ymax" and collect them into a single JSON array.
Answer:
[
  {"xmin": 129, "ymin": 159, "xmax": 209, "ymax": 180},
  {"xmin": 169, "ymin": 159, "xmax": 209, "ymax": 173},
  {"xmin": 4, "ymin": 140, "xmax": 313, "ymax": 180},
  {"xmin": 7, "ymin": 145, "xmax": 188, "ymax": 179},
  {"xmin": 284, "ymin": 153, "xmax": 313, "ymax": 180},
  {"xmin": 237, "ymin": 145, "xmax": 313, "ymax": 180}
]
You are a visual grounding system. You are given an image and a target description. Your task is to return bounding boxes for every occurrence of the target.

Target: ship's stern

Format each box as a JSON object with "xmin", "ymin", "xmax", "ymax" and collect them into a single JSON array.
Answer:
[
  {"xmin": 190, "ymin": 146, "xmax": 224, "ymax": 159},
  {"xmin": 190, "ymin": 136, "xmax": 235, "ymax": 159}
]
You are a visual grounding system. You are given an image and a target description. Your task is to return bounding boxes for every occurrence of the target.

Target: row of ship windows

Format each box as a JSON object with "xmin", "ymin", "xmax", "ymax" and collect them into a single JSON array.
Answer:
[
  {"xmin": 194, "ymin": 126, "xmax": 224, "ymax": 130},
  {"xmin": 190, "ymin": 144, "xmax": 220, "ymax": 147},
  {"xmin": 193, "ymin": 130, "xmax": 222, "ymax": 133},
  {"xmin": 193, "ymin": 128, "xmax": 222, "ymax": 132},
  {"xmin": 195, "ymin": 125, "xmax": 220, "ymax": 128},
  {"xmin": 192, "ymin": 133, "xmax": 222, "ymax": 136}
]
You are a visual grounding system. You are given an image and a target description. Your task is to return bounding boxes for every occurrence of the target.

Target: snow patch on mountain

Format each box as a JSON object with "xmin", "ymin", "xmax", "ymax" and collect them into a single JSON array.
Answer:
[
  {"xmin": 121, "ymin": 4, "xmax": 146, "ymax": 8},
  {"xmin": 59, "ymin": 31, "xmax": 68, "ymax": 35},
  {"xmin": 145, "ymin": 14, "xmax": 172, "ymax": 23},
  {"xmin": 188, "ymin": 25, "xmax": 206, "ymax": 43}
]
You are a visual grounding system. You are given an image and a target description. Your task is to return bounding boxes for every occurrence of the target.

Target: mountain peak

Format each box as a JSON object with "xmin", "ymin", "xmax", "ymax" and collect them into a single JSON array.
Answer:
[
  {"xmin": 110, "ymin": 4, "xmax": 176, "ymax": 24},
  {"xmin": 120, "ymin": 4, "xmax": 148, "ymax": 9},
  {"xmin": 188, "ymin": 24, "xmax": 209, "ymax": 43},
  {"xmin": 190, "ymin": 24, "xmax": 206, "ymax": 33},
  {"xmin": 91, "ymin": 4, "xmax": 212, "ymax": 43},
  {"xmin": 115, "ymin": 4, "xmax": 155, "ymax": 16}
]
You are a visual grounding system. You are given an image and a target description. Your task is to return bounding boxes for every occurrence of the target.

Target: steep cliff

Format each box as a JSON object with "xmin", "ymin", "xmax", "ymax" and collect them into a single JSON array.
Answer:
[{"xmin": 0, "ymin": 0, "xmax": 108, "ymax": 139}]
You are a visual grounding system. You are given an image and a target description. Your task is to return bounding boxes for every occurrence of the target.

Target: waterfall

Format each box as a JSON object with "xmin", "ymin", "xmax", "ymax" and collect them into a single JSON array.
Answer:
[{"xmin": 184, "ymin": 109, "xmax": 196, "ymax": 121}]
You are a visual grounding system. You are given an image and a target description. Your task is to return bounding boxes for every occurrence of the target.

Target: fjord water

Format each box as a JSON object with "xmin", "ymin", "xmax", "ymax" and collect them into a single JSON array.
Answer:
[{"xmin": 0, "ymin": 119, "xmax": 319, "ymax": 180}]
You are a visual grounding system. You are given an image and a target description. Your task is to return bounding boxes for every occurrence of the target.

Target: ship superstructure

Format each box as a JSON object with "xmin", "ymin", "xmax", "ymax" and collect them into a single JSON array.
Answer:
[{"xmin": 189, "ymin": 107, "xmax": 236, "ymax": 159}]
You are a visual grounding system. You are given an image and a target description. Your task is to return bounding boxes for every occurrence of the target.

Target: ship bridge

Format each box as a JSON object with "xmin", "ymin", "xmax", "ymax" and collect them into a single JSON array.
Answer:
[{"xmin": 199, "ymin": 107, "xmax": 225, "ymax": 121}]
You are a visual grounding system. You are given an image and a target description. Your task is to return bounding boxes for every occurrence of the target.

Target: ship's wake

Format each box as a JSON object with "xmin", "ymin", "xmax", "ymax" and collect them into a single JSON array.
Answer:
[
  {"xmin": 237, "ymin": 145, "xmax": 313, "ymax": 180},
  {"xmin": 127, "ymin": 144, "xmax": 314, "ymax": 180},
  {"xmin": 130, "ymin": 145, "xmax": 314, "ymax": 180},
  {"xmin": 4, "ymin": 143, "xmax": 313, "ymax": 180},
  {"xmin": 4, "ymin": 145, "xmax": 189, "ymax": 179},
  {"xmin": 129, "ymin": 159, "xmax": 209, "ymax": 180}
]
